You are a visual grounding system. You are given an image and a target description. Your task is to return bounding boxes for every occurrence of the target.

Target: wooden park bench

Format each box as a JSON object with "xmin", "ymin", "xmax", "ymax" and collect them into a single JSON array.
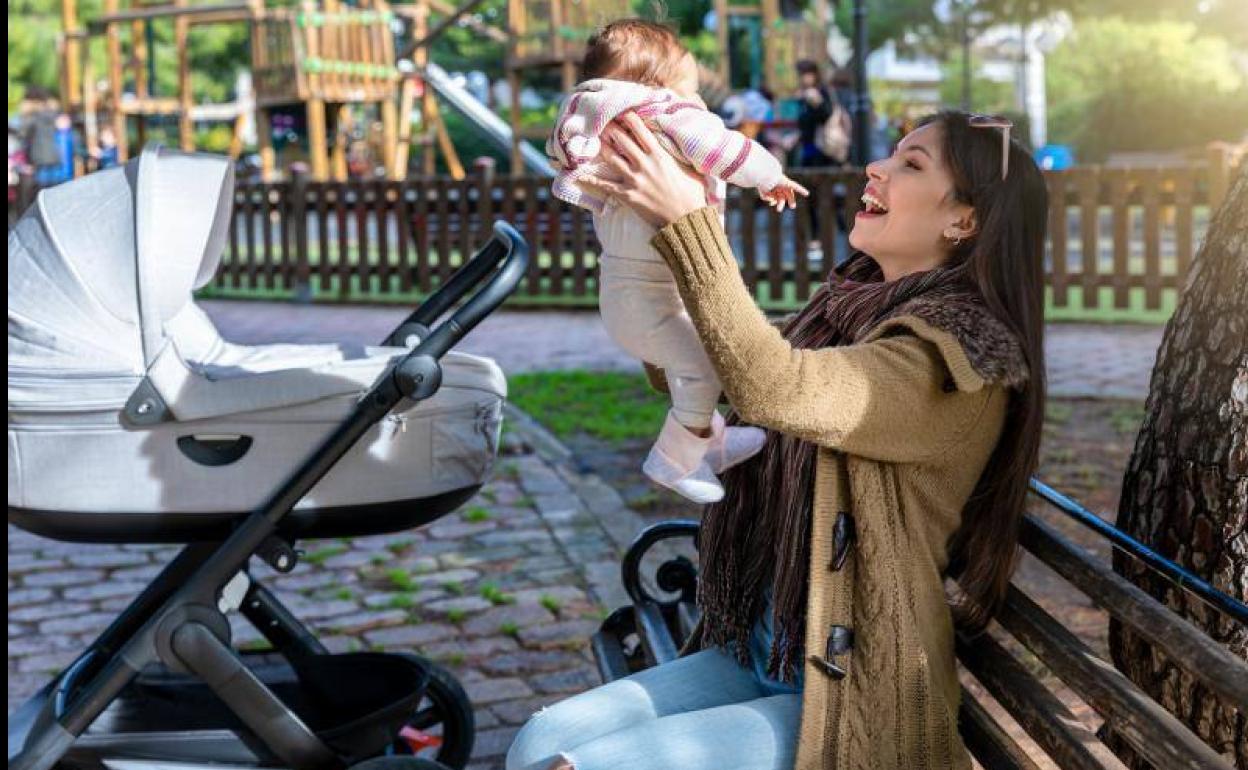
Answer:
[{"xmin": 590, "ymin": 478, "xmax": 1248, "ymax": 770}]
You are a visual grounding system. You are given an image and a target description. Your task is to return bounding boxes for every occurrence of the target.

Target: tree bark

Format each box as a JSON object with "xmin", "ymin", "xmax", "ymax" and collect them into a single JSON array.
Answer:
[{"xmin": 1108, "ymin": 168, "xmax": 1247, "ymax": 768}]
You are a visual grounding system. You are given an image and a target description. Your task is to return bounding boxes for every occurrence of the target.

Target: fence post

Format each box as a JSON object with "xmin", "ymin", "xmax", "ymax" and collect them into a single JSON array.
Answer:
[
  {"xmin": 291, "ymin": 169, "xmax": 312, "ymax": 303},
  {"xmin": 1207, "ymin": 143, "xmax": 1229, "ymax": 212}
]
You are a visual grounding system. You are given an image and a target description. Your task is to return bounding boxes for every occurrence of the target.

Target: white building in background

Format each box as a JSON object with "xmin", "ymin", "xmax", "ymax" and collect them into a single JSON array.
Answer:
[{"xmin": 857, "ymin": 13, "xmax": 1070, "ymax": 149}]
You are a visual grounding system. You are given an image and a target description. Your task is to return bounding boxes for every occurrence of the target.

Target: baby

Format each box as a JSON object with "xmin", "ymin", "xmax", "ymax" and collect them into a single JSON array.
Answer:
[{"xmin": 546, "ymin": 19, "xmax": 808, "ymax": 503}]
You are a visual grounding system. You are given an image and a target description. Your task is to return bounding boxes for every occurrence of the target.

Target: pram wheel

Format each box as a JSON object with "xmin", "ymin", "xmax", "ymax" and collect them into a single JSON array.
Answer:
[{"xmin": 392, "ymin": 657, "xmax": 475, "ymax": 769}]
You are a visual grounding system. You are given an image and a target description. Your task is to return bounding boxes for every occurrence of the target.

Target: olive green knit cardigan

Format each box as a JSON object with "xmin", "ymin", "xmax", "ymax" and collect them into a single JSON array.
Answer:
[{"xmin": 649, "ymin": 207, "xmax": 1020, "ymax": 770}]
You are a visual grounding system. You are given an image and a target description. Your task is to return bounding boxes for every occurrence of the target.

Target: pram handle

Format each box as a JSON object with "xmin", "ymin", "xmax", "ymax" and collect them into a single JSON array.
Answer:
[
  {"xmin": 391, "ymin": 221, "xmax": 529, "ymax": 399},
  {"xmin": 383, "ymin": 220, "xmax": 529, "ymax": 350}
]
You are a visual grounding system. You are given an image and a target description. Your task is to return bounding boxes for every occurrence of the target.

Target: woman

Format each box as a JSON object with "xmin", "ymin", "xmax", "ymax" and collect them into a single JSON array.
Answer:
[{"xmin": 506, "ymin": 110, "xmax": 1048, "ymax": 770}]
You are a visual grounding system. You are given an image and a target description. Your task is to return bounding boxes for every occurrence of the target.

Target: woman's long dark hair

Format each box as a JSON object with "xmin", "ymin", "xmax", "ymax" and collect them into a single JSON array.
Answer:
[{"xmin": 924, "ymin": 111, "xmax": 1049, "ymax": 633}]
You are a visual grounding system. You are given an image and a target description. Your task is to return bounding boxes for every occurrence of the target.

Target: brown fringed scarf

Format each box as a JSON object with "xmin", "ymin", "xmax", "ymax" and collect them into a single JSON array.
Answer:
[{"xmin": 697, "ymin": 250, "xmax": 1025, "ymax": 683}]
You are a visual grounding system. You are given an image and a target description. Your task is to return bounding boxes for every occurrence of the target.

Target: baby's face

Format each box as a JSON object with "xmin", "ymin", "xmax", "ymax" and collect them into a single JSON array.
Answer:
[{"xmin": 670, "ymin": 53, "xmax": 700, "ymax": 99}]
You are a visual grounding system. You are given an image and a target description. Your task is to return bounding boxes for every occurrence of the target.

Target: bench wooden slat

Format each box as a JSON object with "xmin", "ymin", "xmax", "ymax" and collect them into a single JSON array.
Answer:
[
  {"xmin": 956, "ymin": 631, "xmax": 1127, "ymax": 770},
  {"xmin": 1020, "ymin": 515, "xmax": 1248, "ymax": 710},
  {"xmin": 996, "ymin": 586, "xmax": 1232, "ymax": 770},
  {"xmin": 958, "ymin": 688, "xmax": 1044, "ymax": 770}
]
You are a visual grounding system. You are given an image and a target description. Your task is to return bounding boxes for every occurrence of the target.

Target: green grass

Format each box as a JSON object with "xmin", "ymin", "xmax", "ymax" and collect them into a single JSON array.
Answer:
[
  {"xmin": 1109, "ymin": 403, "xmax": 1146, "ymax": 435},
  {"xmin": 387, "ymin": 593, "xmax": 416, "ymax": 609},
  {"xmin": 304, "ymin": 545, "xmax": 347, "ymax": 566},
  {"xmin": 446, "ymin": 607, "xmax": 468, "ymax": 623},
  {"xmin": 386, "ymin": 568, "xmax": 418, "ymax": 591},
  {"xmin": 443, "ymin": 580, "xmax": 466, "ymax": 596},
  {"xmin": 479, "ymin": 582, "xmax": 516, "ymax": 606},
  {"xmin": 462, "ymin": 506, "xmax": 493, "ymax": 523},
  {"xmin": 508, "ymin": 370, "xmax": 669, "ymax": 442},
  {"xmin": 539, "ymin": 594, "xmax": 562, "ymax": 614},
  {"xmin": 499, "ymin": 621, "xmax": 520, "ymax": 637}
]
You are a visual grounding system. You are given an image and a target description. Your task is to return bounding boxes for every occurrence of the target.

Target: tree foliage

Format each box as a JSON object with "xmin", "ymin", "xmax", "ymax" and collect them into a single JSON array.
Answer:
[{"xmin": 1045, "ymin": 17, "xmax": 1248, "ymax": 161}]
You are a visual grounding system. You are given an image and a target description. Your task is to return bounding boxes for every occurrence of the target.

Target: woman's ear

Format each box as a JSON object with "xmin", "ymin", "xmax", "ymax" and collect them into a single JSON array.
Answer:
[{"xmin": 943, "ymin": 206, "xmax": 978, "ymax": 243}]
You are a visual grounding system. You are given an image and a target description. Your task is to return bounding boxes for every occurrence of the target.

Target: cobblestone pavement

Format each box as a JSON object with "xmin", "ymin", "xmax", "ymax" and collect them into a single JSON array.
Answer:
[
  {"xmin": 7, "ymin": 418, "xmax": 649, "ymax": 770},
  {"xmin": 200, "ymin": 300, "xmax": 1163, "ymax": 400}
]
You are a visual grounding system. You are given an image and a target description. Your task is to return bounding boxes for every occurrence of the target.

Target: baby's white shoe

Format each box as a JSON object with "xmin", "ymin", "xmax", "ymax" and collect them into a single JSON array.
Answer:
[
  {"xmin": 705, "ymin": 411, "xmax": 768, "ymax": 474},
  {"xmin": 642, "ymin": 411, "xmax": 724, "ymax": 504}
]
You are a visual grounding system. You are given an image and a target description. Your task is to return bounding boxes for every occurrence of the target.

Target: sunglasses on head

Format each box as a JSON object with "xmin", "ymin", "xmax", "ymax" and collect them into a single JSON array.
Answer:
[{"xmin": 967, "ymin": 114, "xmax": 1013, "ymax": 180}]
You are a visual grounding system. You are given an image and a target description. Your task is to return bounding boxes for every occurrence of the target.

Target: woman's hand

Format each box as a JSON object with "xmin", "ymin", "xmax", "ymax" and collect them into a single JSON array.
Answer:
[{"xmin": 578, "ymin": 112, "xmax": 709, "ymax": 229}]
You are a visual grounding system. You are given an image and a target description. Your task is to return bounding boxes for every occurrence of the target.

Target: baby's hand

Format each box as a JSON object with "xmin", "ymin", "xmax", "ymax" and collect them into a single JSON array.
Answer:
[{"xmin": 759, "ymin": 177, "xmax": 810, "ymax": 211}]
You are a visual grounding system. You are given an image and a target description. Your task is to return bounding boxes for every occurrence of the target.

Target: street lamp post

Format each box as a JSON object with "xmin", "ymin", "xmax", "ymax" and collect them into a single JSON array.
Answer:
[{"xmin": 852, "ymin": 0, "xmax": 871, "ymax": 166}]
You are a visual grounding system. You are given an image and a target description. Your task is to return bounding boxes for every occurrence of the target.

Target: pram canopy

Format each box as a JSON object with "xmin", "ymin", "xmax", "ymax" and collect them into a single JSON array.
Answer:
[{"xmin": 8, "ymin": 148, "xmax": 506, "ymax": 537}]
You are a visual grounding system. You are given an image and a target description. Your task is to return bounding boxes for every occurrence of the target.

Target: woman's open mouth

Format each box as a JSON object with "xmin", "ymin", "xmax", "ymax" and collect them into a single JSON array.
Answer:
[{"xmin": 857, "ymin": 190, "xmax": 889, "ymax": 219}]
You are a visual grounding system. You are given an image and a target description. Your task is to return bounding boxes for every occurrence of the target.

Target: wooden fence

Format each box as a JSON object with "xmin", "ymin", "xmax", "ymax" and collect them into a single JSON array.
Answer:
[{"xmin": 8, "ymin": 148, "xmax": 1242, "ymax": 314}]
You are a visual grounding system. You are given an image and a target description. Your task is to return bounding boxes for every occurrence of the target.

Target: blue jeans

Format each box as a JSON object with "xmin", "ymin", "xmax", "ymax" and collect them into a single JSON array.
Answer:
[{"xmin": 505, "ymin": 646, "xmax": 802, "ymax": 770}]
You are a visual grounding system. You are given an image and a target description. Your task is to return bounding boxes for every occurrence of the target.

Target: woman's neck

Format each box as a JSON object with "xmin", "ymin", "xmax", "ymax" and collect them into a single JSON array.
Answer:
[{"xmin": 878, "ymin": 252, "xmax": 949, "ymax": 282}]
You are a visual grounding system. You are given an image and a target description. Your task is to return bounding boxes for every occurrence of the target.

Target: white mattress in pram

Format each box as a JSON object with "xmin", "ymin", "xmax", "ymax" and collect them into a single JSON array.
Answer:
[{"xmin": 8, "ymin": 148, "xmax": 506, "ymax": 529}]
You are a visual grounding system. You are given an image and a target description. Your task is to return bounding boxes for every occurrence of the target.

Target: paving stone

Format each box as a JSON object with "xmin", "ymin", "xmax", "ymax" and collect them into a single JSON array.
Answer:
[
  {"xmin": 362, "ymin": 589, "xmax": 447, "ymax": 609},
  {"xmin": 416, "ymin": 568, "xmax": 481, "ymax": 588},
  {"xmin": 427, "ymin": 520, "xmax": 498, "ymax": 540},
  {"xmin": 272, "ymin": 570, "xmax": 345, "ymax": 591},
  {"xmin": 507, "ymin": 586, "xmax": 589, "ymax": 607},
  {"xmin": 17, "ymin": 650, "xmax": 79, "ymax": 674},
  {"xmin": 20, "ymin": 569, "xmax": 107, "ymax": 588},
  {"xmin": 363, "ymin": 623, "xmax": 458, "ymax": 648},
  {"xmin": 9, "ymin": 602, "xmax": 95, "ymax": 623},
  {"xmin": 284, "ymin": 599, "xmax": 361, "ymax": 621},
  {"xmin": 7, "ymin": 634, "xmax": 83, "ymax": 658},
  {"xmin": 489, "ymin": 694, "xmax": 567, "ymax": 725},
  {"xmin": 461, "ymin": 604, "xmax": 554, "ymax": 637},
  {"xmin": 108, "ymin": 564, "xmax": 164, "ymax": 582},
  {"xmin": 421, "ymin": 636, "xmax": 519, "ymax": 661},
  {"xmin": 438, "ymin": 547, "xmax": 528, "ymax": 569},
  {"xmin": 9, "ymin": 623, "xmax": 33, "ymax": 638},
  {"xmin": 321, "ymin": 609, "xmax": 408, "ymax": 634},
  {"xmin": 6, "ymin": 556, "xmax": 64, "ymax": 573},
  {"xmin": 426, "ymin": 595, "xmax": 494, "ymax": 615},
  {"xmin": 473, "ymin": 708, "xmax": 501, "ymax": 730},
  {"xmin": 464, "ymin": 678, "xmax": 533, "ymax": 705},
  {"xmin": 37, "ymin": 612, "xmax": 116, "ymax": 636},
  {"xmin": 8, "ymin": 587, "xmax": 55, "ymax": 607},
  {"xmin": 66, "ymin": 550, "xmax": 152, "ymax": 569},
  {"xmin": 530, "ymin": 667, "xmax": 600, "ymax": 694},
  {"xmin": 478, "ymin": 649, "xmax": 585, "ymax": 677},
  {"xmin": 63, "ymin": 580, "xmax": 154, "ymax": 602},
  {"xmin": 471, "ymin": 726, "xmax": 523, "ymax": 760},
  {"xmin": 532, "ymin": 493, "xmax": 582, "ymax": 516},
  {"xmin": 322, "ymin": 550, "xmax": 379, "ymax": 570},
  {"xmin": 475, "ymin": 530, "xmax": 551, "ymax": 547},
  {"xmin": 515, "ymin": 620, "xmax": 600, "ymax": 649}
]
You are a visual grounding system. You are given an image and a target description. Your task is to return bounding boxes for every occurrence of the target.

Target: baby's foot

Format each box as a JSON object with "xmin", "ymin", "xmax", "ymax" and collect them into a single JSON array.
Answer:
[
  {"xmin": 642, "ymin": 410, "xmax": 725, "ymax": 504},
  {"xmin": 643, "ymin": 451, "xmax": 724, "ymax": 504},
  {"xmin": 705, "ymin": 411, "xmax": 767, "ymax": 474}
]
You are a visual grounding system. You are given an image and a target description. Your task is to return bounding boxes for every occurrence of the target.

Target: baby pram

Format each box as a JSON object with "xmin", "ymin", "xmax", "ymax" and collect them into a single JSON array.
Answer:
[{"xmin": 8, "ymin": 148, "xmax": 529, "ymax": 770}]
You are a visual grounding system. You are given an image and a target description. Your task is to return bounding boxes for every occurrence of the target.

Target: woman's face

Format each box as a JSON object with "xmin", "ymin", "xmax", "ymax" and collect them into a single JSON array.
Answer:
[{"xmin": 848, "ymin": 122, "xmax": 976, "ymax": 280}]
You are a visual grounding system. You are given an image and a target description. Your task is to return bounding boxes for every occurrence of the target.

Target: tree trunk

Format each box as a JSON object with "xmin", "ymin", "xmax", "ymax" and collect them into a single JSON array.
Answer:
[{"xmin": 1107, "ymin": 168, "xmax": 1247, "ymax": 768}]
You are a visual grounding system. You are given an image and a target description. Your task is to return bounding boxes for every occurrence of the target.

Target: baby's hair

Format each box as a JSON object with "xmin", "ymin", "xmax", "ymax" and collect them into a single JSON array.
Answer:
[{"xmin": 581, "ymin": 19, "xmax": 689, "ymax": 88}]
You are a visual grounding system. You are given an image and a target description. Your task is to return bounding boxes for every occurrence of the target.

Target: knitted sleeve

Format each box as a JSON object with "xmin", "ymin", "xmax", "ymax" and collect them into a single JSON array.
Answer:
[
  {"xmin": 655, "ymin": 105, "xmax": 786, "ymax": 192},
  {"xmin": 650, "ymin": 207, "xmax": 1004, "ymax": 463}
]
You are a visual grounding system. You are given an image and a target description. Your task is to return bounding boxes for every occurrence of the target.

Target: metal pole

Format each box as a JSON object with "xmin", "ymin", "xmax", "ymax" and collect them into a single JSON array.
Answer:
[{"xmin": 851, "ymin": 0, "xmax": 870, "ymax": 166}]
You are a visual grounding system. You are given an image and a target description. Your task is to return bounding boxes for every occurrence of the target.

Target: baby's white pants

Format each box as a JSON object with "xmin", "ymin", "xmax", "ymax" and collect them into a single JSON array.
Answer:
[{"xmin": 598, "ymin": 254, "xmax": 721, "ymax": 430}]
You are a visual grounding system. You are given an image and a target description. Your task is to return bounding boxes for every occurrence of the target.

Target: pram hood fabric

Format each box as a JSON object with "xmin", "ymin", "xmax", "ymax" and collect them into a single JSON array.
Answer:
[{"xmin": 9, "ymin": 147, "xmax": 233, "ymax": 410}]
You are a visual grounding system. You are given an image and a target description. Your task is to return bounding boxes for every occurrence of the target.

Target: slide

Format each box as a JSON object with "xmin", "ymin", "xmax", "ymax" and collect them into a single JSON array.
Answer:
[{"xmin": 424, "ymin": 62, "xmax": 556, "ymax": 178}]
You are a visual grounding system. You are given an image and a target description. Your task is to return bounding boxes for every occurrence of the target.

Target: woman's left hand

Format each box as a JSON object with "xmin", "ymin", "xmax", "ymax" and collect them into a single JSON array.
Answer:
[{"xmin": 578, "ymin": 112, "xmax": 709, "ymax": 230}]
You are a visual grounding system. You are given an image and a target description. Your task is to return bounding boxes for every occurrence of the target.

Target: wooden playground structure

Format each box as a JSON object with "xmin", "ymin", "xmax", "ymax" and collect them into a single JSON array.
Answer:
[{"xmin": 55, "ymin": 0, "xmax": 834, "ymax": 181}]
